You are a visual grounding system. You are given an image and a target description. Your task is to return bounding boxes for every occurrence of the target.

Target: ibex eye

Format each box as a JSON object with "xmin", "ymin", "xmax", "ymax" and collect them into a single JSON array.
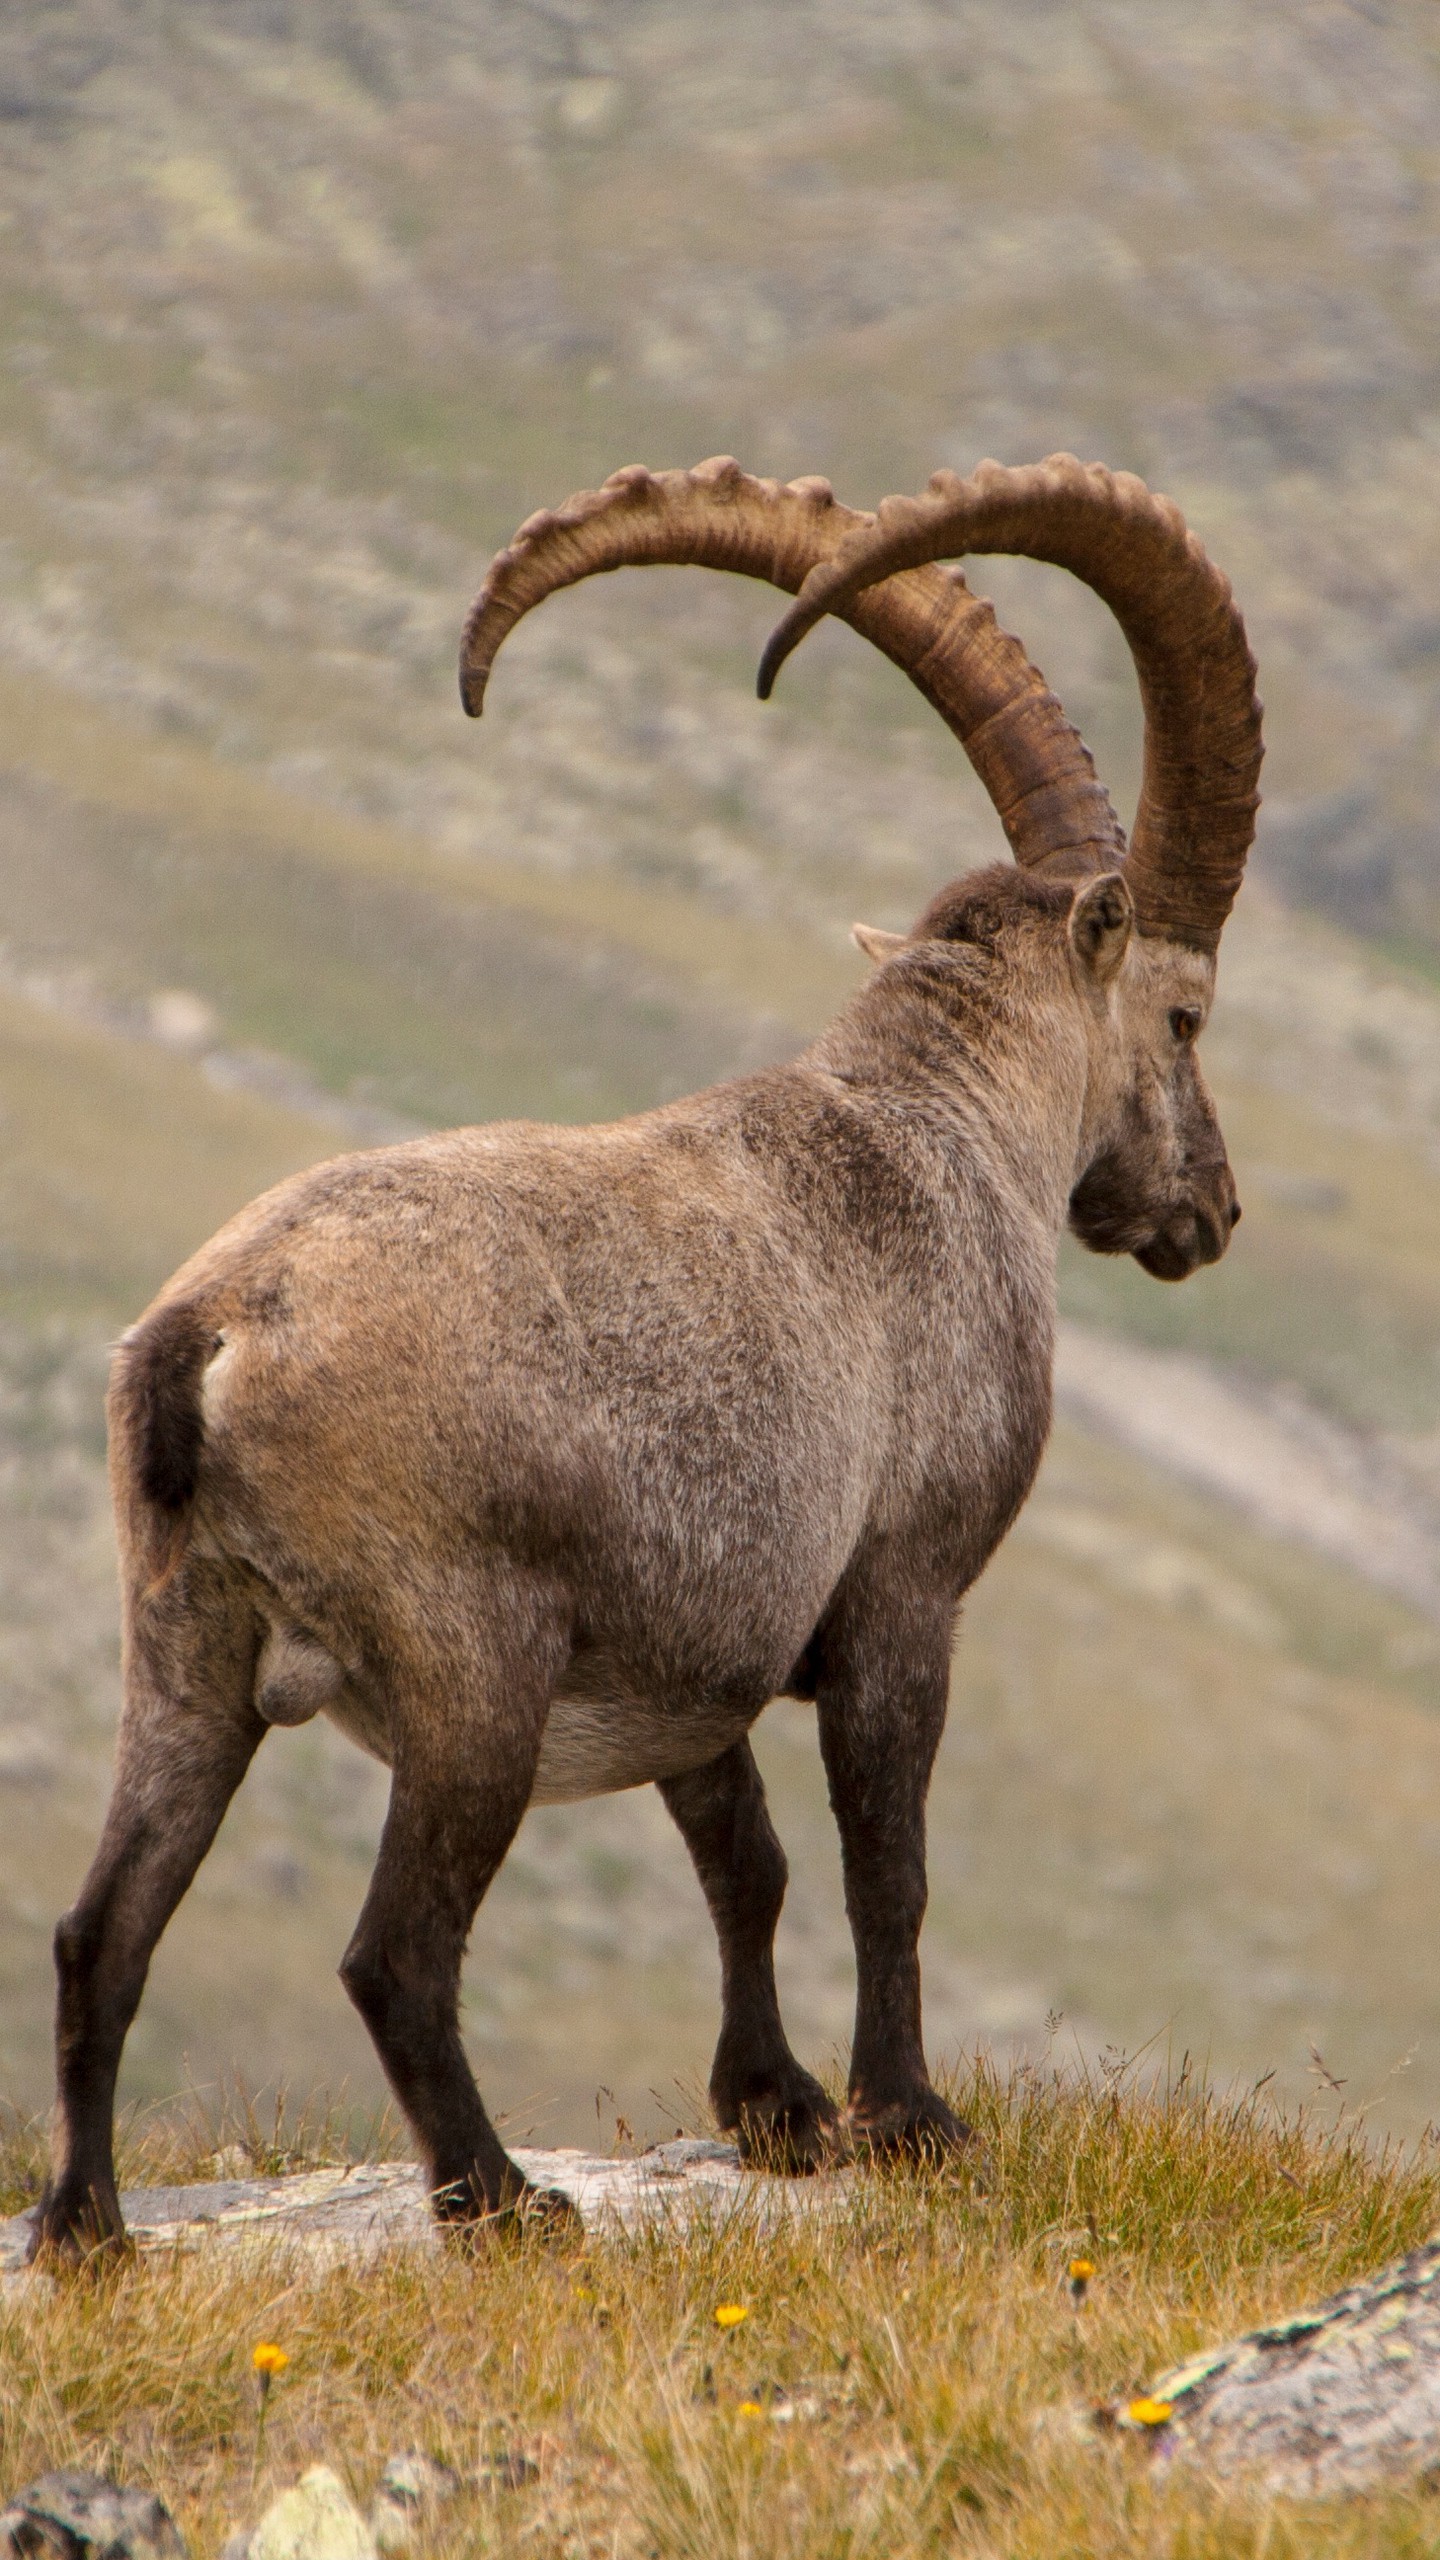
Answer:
[{"xmin": 1168, "ymin": 1007, "xmax": 1201, "ymax": 1044}]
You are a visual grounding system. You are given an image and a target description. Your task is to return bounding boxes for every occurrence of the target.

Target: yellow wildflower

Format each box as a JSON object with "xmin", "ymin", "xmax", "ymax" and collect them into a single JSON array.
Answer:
[
  {"xmin": 251, "ymin": 2342, "xmax": 289, "ymax": 2379},
  {"xmin": 1068, "ymin": 2256, "xmax": 1095, "ymax": 2304},
  {"xmin": 1127, "ymin": 2396, "xmax": 1173, "ymax": 2427},
  {"xmin": 737, "ymin": 2400, "xmax": 764, "ymax": 2418},
  {"xmin": 713, "ymin": 2304, "xmax": 749, "ymax": 2329}
]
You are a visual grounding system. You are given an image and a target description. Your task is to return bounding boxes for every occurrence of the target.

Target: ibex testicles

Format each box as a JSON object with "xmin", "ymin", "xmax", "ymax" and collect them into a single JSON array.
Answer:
[{"xmin": 34, "ymin": 456, "xmax": 1260, "ymax": 2256}]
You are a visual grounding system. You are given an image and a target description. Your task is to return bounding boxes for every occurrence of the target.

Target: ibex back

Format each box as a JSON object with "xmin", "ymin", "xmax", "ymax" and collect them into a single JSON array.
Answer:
[{"xmin": 34, "ymin": 455, "xmax": 1259, "ymax": 2254}]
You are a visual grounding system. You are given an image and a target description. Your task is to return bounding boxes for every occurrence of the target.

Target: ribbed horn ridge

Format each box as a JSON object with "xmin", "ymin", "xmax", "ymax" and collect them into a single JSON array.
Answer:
[
  {"xmin": 758, "ymin": 456, "xmax": 1262, "ymax": 951},
  {"xmin": 460, "ymin": 458, "xmax": 1127, "ymax": 880}
]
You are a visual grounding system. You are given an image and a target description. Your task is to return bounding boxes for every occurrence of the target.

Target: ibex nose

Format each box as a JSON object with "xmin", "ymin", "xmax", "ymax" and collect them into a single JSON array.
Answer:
[{"xmin": 1191, "ymin": 1164, "xmax": 1240, "ymax": 1268}]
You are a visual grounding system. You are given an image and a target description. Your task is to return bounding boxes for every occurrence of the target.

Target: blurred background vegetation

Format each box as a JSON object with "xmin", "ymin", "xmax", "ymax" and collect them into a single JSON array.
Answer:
[{"xmin": 5, "ymin": 0, "xmax": 1440, "ymax": 2145}]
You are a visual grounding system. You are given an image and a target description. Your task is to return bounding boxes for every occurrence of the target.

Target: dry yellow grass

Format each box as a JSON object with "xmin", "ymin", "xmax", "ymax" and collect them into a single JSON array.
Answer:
[{"xmin": 6, "ymin": 2059, "xmax": 1440, "ymax": 2558}]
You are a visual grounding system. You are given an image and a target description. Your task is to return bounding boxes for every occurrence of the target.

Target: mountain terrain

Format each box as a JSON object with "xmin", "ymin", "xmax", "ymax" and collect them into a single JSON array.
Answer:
[{"xmin": 4, "ymin": 0, "xmax": 1440, "ymax": 2145}]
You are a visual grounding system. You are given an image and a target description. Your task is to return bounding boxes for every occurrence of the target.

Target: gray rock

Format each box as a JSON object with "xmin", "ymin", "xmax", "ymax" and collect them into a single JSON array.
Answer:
[
  {"xmin": 245, "ymin": 2469, "xmax": 375, "ymax": 2560},
  {"xmin": 1107, "ymin": 2233, "xmax": 1440, "ymax": 2493},
  {"xmin": 368, "ymin": 2455, "xmax": 459, "ymax": 2553},
  {"xmin": 0, "ymin": 2470, "xmax": 186, "ymax": 2560},
  {"xmin": 1, "ymin": 2142, "xmax": 850, "ymax": 2284}
]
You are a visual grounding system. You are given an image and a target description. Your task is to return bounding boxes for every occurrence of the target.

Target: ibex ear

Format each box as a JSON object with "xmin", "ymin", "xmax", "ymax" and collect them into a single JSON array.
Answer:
[
  {"xmin": 851, "ymin": 923, "xmax": 908, "ymax": 964},
  {"xmin": 1067, "ymin": 872, "xmax": 1133, "ymax": 990}
]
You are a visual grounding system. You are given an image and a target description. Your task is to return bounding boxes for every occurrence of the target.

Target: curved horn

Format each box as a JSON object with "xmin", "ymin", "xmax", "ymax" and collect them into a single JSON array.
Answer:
[
  {"xmin": 461, "ymin": 457, "xmax": 1127, "ymax": 880},
  {"xmin": 757, "ymin": 456, "xmax": 1262, "ymax": 951}
]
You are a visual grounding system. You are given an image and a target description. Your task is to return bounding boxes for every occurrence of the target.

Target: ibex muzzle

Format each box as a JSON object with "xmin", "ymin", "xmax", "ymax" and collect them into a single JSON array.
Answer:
[{"xmin": 33, "ymin": 455, "xmax": 1261, "ymax": 2260}]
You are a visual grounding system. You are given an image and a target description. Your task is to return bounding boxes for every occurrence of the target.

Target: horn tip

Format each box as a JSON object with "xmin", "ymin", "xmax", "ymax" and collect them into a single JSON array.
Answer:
[
  {"xmin": 757, "ymin": 589, "xmax": 821, "ymax": 697},
  {"xmin": 756, "ymin": 620, "xmax": 797, "ymax": 699}
]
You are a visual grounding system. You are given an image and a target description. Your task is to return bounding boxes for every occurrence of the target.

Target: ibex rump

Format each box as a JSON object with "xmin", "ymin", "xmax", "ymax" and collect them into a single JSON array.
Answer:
[{"xmin": 34, "ymin": 456, "xmax": 1259, "ymax": 2254}]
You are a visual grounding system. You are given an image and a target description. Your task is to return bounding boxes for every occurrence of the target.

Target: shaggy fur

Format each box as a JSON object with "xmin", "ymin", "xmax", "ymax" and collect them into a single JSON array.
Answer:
[{"xmin": 32, "ymin": 864, "xmax": 1238, "ymax": 2255}]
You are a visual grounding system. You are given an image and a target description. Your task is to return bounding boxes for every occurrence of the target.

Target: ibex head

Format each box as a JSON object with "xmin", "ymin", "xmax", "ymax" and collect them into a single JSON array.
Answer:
[
  {"xmin": 1061, "ymin": 882, "xmax": 1240, "ymax": 1281},
  {"xmin": 854, "ymin": 862, "xmax": 1239, "ymax": 1282},
  {"xmin": 462, "ymin": 452, "xmax": 1261, "ymax": 1284}
]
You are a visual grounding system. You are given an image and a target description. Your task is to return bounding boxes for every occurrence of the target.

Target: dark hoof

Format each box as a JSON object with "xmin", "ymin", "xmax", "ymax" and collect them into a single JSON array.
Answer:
[
  {"xmin": 512, "ymin": 2182, "xmax": 582, "ymax": 2238},
  {"xmin": 433, "ymin": 2172, "xmax": 581, "ymax": 2244},
  {"xmin": 847, "ymin": 2091, "xmax": 979, "ymax": 2166},
  {"xmin": 729, "ymin": 2075, "xmax": 845, "ymax": 2175},
  {"xmin": 27, "ymin": 2180, "xmax": 129, "ymax": 2270}
]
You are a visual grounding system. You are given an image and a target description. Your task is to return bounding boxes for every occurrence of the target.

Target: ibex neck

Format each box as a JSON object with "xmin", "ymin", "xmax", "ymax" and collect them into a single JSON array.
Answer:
[{"xmin": 811, "ymin": 948, "xmax": 1087, "ymax": 1233}]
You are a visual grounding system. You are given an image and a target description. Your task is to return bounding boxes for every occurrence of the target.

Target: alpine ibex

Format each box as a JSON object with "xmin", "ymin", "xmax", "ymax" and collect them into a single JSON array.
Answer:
[{"xmin": 34, "ymin": 455, "xmax": 1260, "ymax": 2255}]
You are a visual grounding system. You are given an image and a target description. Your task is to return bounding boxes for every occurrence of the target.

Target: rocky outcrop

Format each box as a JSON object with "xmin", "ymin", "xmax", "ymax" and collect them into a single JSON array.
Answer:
[
  {"xmin": 0, "ymin": 2140, "xmax": 848, "ymax": 2286},
  {"xmin": 1106, "ymin": 2235, "xmax": 1440, "ymax": 2494},
  {"xmin": 0, "ymin": 2471, "xmax": 185, "ymax": 2560}
]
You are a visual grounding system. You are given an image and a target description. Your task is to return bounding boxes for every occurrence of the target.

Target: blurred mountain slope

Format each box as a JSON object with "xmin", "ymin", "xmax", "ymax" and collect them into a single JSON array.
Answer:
[
  {"xmin": 5, "ymin": 0, "xmax": 1440, "ymax": 2140},
  {"xmin": 0, "ymin": 0, "xmax": 1438, "ymax": 947}
]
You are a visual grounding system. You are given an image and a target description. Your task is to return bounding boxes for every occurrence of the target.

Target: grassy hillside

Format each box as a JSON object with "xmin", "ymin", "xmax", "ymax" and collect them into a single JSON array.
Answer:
[
  {"xmin": 3, "ymin": 0, "xmax": 1440, "ymax": 955},
  {"xmin": 4, "ymin": 0, "xmax": 1440, "ymax": 2163}
]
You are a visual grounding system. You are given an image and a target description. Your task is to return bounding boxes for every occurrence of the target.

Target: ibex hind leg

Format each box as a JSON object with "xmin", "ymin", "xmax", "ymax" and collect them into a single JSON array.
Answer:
[
  {"xmin": 31, "ymin": 1560, "xmax": 266, "ymax": 2265},
  {"xmin": 661, "ymin": 1742, "xmax": 840, "ymax": 2171},
  {"xmin": 338, "ymin": 1578, "xmax": 578, "ymax": 2236}
]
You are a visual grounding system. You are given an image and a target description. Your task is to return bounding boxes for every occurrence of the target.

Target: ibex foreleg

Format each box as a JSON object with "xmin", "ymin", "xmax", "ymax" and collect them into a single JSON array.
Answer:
[{"xmin": 817, "ymin": 1594, "xmax": 974, "ymax": 2159}]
